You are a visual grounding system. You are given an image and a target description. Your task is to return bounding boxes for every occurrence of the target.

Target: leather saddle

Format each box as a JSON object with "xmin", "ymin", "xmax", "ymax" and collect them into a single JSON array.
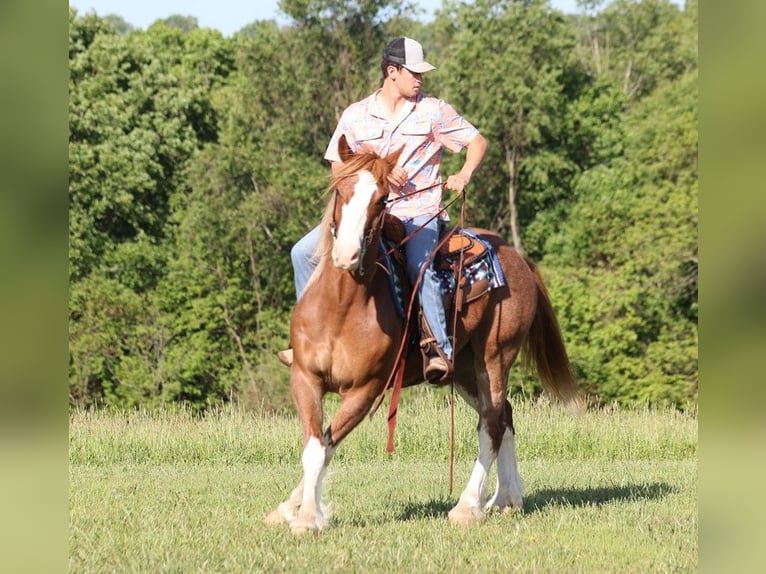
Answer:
[
  {"xmin": 434, "ymin": 227, "xmax": 491, "ymax": 310},
  {"xmin": 381, "ymin": 216, "xmax": 492, "ymax": 311}
]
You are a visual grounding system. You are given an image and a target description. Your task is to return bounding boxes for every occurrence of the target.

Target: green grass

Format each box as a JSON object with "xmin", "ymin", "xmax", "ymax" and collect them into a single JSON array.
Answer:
[{"xmin": 70, "ymin": 390, "xmax": 697, "ymax": 573}]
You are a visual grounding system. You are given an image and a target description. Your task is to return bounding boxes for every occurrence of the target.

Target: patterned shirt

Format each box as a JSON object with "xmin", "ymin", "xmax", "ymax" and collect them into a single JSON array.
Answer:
[{"xmin": 324, "ymin": 89, "xmax": 479, "ymax": 221}]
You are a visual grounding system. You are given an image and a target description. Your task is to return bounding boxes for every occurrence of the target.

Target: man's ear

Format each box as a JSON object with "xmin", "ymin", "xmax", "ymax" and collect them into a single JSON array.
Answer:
[{"xmin": 338, "ymin": 134, "xmax": 354, "ymax": 162}]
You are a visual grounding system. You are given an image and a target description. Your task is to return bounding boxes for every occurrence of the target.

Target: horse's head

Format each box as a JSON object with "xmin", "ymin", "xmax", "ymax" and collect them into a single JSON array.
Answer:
[{"xmin": 329, "ymin": 135, "xmax": 402, "ymax": 271}]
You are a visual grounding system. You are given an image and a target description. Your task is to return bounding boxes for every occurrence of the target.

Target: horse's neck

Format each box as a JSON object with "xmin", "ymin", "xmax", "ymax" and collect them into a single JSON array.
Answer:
[{"xmin": 315, "ymin": 247, "xmax": 383, "ymax": 303}]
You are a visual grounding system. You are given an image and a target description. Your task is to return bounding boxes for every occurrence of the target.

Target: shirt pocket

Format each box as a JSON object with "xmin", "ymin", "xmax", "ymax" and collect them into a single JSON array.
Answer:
[
  {"xmin": 352, "ymin": 126, "xmax": 384, "ymax": 152},
  {"xmin": 400, "ymin": 120, "xmax": 432, "ymax": 139}
]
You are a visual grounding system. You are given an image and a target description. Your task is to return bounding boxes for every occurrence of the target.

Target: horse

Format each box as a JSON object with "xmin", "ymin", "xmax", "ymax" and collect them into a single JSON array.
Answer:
[{"xmin": 265, "ymin": 135, "xmax": 582, "ymax": 534}]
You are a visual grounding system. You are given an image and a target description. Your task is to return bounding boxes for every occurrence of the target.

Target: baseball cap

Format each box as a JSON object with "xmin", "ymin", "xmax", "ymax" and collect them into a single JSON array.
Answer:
[{"xmin": 382, "ymin": 37, "xmax": 436, "ymax": 74}]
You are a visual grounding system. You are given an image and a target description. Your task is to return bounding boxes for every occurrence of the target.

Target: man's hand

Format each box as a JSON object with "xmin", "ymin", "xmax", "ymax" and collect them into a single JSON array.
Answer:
[
  {"xmin": 444, "ymin": 173, "xmax": 470, "ymax": 194},
  {"xmin": 387, "ymin": 165, "xmax": 409, "ymax": 191}
]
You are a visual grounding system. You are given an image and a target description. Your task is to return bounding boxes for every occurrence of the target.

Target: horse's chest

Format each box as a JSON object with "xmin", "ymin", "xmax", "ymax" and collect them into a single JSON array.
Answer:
[
  {"xmin": 310, "ymin": 328, "xmax": 392, "ymax": 389},
  {"xmin": 298, "ymin": 287, "xmax": 399, "ymax": 386}
]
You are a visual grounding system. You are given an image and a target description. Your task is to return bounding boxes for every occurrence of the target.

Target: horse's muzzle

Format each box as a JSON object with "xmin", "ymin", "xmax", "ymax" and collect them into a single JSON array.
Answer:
[{"xmin": 332, "ymin": 245, "xmax": 360, "ymax": 271}]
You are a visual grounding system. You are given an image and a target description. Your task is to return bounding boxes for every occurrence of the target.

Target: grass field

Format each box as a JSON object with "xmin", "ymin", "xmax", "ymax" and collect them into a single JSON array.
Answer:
[{"xmin": 69, "ymin": 390, "xmax": 697, "ymax": 573}]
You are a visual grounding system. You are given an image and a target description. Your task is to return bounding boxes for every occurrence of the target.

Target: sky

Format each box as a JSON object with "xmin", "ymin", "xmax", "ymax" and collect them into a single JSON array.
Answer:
[{"xmin": 68, "ymin": 0, "xmax": 588, "ymax": 36}]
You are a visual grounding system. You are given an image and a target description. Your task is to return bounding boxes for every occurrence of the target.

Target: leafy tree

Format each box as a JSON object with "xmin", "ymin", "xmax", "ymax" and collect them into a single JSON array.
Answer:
[
  {"xmin": 102, "ymin": 14, "xmax": 135, "ymax": 35},
  {"xmin": 69, "ymin": 274, "xmax": 171, "ymax": 407},
  {"xmin": 543, "ymin": 70, "xmax": 698, "ymax": 406},
  {"xmin": 434, "ymin": 0, "xmax": 576, "ymax": 255},
  {"xmin": 69, "ymin": 14, "xmax": 236, "ymax": 407},
  {"xmin": 160, "ymin": 15, "xmax": 200, "ymax": 33},
  {"xmin": 69, "ymin": 21, "xmax": 232, "ymax": 287},
  {"xmin": 573, "ymin": 0, "xmax": 695, "ymax": 99}
]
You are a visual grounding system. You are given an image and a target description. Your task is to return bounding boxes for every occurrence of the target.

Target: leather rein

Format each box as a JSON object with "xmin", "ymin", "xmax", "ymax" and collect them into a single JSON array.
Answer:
[
  {"xmin": 329, "ymin": 178, "xmax": 466, "ymax": 493},
  {"xmin": 371, "ymin": 181, "xmax": 466, "ymax": 495}
]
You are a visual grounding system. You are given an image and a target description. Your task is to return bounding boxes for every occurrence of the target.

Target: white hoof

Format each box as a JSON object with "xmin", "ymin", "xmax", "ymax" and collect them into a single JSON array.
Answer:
[
  {"xmin": 289, "ymin": 515, "xmax": 327, "ymax": 535},
  {"xmin": 263, "ymin": 502, "xmax": 297, "ymax": 525},
  {"xmin": 448, "ymin": 502, "xmax": 484, "ymax": 526}
]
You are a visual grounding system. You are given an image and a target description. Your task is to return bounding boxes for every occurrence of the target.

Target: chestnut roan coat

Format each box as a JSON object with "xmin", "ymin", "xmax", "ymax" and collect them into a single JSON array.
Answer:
[{"xmin": 265, "ymin": 135, "xmax": 581, "ymax": 534}]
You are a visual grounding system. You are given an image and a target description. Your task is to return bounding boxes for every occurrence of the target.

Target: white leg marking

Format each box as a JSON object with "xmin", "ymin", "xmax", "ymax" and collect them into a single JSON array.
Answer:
[
  {"xmin": 449, "ymin": 424, "xmax": 495, "ymax": 525},
  {"xmin": 266, "ymin": 438, "xmax": 337, "ymax": 528},
  {"xmin": 486, "ymin": 428, "xmax": 524, "ymax": 512},
  {"xmin": 463, "ymin": 424, "xmax": 494, "ymax": 507},
  {"xmin": 291, "ymin": 436, "xmax": 330, "ymax": 534},
  {"xmin": 264, "ymin": 479, "xmax": 304, "ymax": 524}
]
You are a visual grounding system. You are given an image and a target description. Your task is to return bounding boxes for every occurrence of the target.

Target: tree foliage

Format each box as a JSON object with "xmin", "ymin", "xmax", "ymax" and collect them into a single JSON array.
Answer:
[
  {"xmin": 68, "ymin": 0, "xmax": 698, "ymax": 410},
  {"xmin": 544, "ymin": 69, "xmax": 698, "ymax": 406},
  {"xmin": 433, "ymin": 0, "xmax": 577, "ymax": 254}
]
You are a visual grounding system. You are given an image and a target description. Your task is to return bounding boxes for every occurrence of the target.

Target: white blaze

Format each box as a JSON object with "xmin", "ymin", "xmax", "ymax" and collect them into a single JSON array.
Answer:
[{"xmin": 333, "ymin": 171, "xmax": 377, "ymax": 269}]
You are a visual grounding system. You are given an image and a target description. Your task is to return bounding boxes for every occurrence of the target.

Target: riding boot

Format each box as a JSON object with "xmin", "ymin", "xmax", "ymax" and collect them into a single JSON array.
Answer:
[
  {"xmin": 419, "ymin": 311, "xmax": 452, "ymax": 382},
  {"xmin": 277, "ymin": 348, "xmax": 293, "ymax": 367}
]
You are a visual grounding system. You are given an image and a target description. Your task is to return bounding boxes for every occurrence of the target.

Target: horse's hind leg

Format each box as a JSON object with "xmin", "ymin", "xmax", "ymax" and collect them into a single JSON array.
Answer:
[
  {"xmin": 449, "ymin": 370, "xmax": 497, "ymax": 525},
  {"xmin": 485, "ymin": 398, "xmax": 524, "ymax": 513},
  {"xmin": 450, "ymin": 350, "xmax": 523, "ymax": 524}
]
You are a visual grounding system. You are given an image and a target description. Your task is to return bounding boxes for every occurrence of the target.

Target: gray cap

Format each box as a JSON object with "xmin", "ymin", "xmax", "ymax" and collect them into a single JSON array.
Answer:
[{"xmin": 383, "ymin": 37, "xmax": 436, "ymax": 73}]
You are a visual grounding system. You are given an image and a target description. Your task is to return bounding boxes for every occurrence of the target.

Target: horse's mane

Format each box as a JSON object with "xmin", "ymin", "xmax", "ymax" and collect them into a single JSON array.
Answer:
[{"xmin": 305, "ymin": 152, "xmax": 392, "ymax": 291}]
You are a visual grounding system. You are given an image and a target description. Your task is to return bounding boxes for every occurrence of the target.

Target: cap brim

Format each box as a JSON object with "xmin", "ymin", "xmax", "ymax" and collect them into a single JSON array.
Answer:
[{"xmin": 403, "ymin": 61, "xmax": 436, "ymax": 73}]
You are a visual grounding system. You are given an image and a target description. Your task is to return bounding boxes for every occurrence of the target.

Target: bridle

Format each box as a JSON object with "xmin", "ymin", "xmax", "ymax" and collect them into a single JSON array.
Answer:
[
  {"xmin": 329, "ymin": 179, "xmax": 450, "ymax": 272},
  {"xmin": 328, "ymin": 177, "xmax": 390, "ymax": 277},
  {"xmin": 331, "ymin": 173, "xmax": 467, "ymax": 493}
]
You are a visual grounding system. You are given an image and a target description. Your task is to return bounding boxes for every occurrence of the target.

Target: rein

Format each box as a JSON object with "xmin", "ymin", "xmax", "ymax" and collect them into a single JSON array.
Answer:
[
  {"xmin": 385, "ymin": 180, "xmax": 444, "ymax": 203},
  {"xmin": 369, "ymin": 182, "xmax": 466, "ymax": 494},
  {"xmin": 331, "ymin": 174, "xmax": 464, "ymax": 493},
  {"xmin": 380, "ymin": 182, "xmax": 448, "ymax": 257}
]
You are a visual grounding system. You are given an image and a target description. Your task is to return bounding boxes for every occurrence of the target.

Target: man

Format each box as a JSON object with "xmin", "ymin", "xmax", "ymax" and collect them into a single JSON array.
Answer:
[{"xmin": 280, "ymin": 37, "xmax": 487, "ymax": 380}]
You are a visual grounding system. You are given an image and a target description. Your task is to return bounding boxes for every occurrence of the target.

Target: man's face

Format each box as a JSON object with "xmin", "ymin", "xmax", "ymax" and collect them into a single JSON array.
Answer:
[{"xmin": 392, "ymin": 65, "xmax": 423, "ymax": 97}]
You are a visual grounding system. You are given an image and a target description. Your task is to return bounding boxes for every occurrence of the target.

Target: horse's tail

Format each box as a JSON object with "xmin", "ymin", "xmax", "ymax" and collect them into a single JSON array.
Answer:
[{"xmin": 521, "ymin": 258, "xmax": 584, "ymax": 413}]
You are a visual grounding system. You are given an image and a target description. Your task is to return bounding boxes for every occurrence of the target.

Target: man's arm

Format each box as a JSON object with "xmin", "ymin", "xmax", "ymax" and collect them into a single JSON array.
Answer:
[{"xmin": 445, "ymin": 133, "xmax": 488, "ymax": 193}]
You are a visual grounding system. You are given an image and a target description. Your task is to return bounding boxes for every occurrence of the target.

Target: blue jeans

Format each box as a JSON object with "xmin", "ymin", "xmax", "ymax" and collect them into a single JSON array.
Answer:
[
  {"xmin": 290, "ymin": 224, "xmax": 323, "ymax": 301},
  {"xmin": 401, "ymin": 216, "xmax": 452, "ymax": 360},
  {"xmin": 289, "ymin": 216, "xmax": 452, "ymax": 360}
]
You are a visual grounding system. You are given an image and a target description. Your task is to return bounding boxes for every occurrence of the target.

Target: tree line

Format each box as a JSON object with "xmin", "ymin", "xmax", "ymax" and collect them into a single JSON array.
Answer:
[{"xmin": 68, "ymin": 0, "xmax": 698, "ymax": 411}]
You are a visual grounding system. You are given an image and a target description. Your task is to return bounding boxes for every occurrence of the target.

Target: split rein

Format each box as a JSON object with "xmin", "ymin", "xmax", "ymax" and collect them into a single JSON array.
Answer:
[
  {"xmin": 372, "ymin": 181, "xmax": 467, "ymax": 495},
  {"xmin": 380, "ymin": 181, "xmax": 449, "ymax": 257},
  {"xmin": 328, "ymin": 177, "xmax": 466, "ymax": 492}
]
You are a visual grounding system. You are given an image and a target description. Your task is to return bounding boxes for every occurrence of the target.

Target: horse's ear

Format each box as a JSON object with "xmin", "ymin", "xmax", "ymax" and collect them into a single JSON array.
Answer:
[{"xmin": 338, "ymin": 134, "xmax": 354, "ymax": 163}]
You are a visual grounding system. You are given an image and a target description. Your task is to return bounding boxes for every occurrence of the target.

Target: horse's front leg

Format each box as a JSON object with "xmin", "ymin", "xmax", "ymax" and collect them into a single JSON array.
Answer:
[
  {"xmin": 263, "ymin": 478, "xmax": 304, "ymax": 525},
  {"xmin": 264, "ymin": 369, "xmax": 333, "ymax": 535},
  {"xmin": 290, "ymin": 431, "xmax": 335, "ymax": 535},
  {"xmin": 326, "ymin": 384, "xmax": 383, "ymax": 445}
]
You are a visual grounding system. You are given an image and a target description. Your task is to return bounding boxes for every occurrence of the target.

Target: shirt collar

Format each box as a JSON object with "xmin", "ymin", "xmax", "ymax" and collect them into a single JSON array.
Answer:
[{"xmin": 369, "ymin": 89, "xmax": 418, "ymax": 122}]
